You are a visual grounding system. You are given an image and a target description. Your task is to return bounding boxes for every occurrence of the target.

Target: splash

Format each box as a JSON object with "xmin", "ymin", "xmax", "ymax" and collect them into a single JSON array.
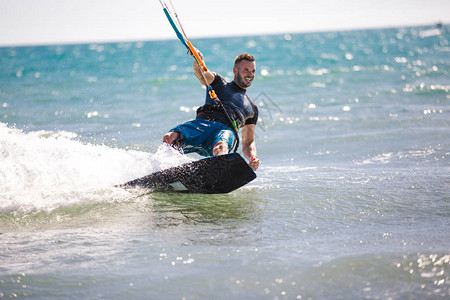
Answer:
[{"xmin": 0, "ymin": 123, "xmax": 190, "ymax": 215}]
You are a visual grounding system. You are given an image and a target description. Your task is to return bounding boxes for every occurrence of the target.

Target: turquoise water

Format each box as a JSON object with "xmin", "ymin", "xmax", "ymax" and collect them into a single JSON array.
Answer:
[{"xmin": 1, "ymin": 25, "xmax": 449, "ymax": 299}]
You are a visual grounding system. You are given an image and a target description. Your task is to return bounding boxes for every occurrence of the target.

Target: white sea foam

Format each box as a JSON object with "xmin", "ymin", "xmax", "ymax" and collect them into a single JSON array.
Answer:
[
  {"xmin": 355, "ymin": 148, "xmax": 437, "ymax": 165},
  {"xmin": 0, "ymin": 123, "xmax": 190, "ymax": 214}
]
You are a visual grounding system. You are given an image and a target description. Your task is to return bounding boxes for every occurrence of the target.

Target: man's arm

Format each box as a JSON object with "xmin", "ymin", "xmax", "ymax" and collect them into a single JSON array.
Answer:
[
  {"xmin": 191, "ymin": 50, "xmax": 215, "ymax": 86},
  {"xmin": 241, "ymin": 124, "xmax": 259, "ymax": 171}
]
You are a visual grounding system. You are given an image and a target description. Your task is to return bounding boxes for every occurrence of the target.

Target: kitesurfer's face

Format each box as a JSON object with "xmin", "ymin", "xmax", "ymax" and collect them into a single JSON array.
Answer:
[{"xmin": 234, "ymin": 60, "xmax": 256, "ymax": 90}]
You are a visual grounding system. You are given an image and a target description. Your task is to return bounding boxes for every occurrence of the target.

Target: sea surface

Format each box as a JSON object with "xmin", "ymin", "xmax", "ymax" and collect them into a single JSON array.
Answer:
[{"xmin": 1, "ymin": 25, "xmax": 449, "ymax": 299}]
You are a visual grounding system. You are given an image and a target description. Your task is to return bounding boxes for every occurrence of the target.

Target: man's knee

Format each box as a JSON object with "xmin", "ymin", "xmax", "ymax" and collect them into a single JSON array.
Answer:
[
  {"xmin": 163, "ymin": 132, "xmax": 174, "ymax": 143},
  {"xmin": 163, "ymin": 131, "xmax": 182, "ymax": 147},
  {"xmin": 213, "ymin": 141, "xmax": 228, "ymax": 156}
]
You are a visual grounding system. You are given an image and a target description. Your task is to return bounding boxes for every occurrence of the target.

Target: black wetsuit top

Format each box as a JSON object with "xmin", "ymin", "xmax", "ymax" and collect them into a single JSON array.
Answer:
[{"xmin": 196, "ymin": 73, "xmax": 258, "ymax": 130}]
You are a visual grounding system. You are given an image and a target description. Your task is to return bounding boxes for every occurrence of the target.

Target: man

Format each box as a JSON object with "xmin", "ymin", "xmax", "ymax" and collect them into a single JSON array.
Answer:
[{"xmin": 162, "ymin": 52, "xmax": 260, "ymax": 171}]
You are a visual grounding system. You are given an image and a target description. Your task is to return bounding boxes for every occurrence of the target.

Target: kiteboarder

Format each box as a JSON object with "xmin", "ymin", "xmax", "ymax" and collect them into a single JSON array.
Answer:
[{"xmin": 163, "ymin": 51, "xmax": 260, "ymax": 171}]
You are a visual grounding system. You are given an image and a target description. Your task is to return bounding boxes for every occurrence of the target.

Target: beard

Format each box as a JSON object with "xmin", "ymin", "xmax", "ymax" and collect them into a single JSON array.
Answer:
[{"xmin": 235, "ymin": 72, "xmax": 253, "ymax": 89}]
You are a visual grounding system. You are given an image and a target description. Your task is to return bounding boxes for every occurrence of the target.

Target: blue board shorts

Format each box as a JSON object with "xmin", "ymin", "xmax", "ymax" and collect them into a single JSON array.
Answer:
[{"xmin": 169, "ymin": 119, "xmax": 237, "ymax": 157}]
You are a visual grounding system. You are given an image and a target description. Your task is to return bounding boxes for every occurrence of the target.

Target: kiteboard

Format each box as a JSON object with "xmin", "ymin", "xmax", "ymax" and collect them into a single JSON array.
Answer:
[{"xmin": 119, "ymin": 153, "xmax": 256, "ymax": 194}]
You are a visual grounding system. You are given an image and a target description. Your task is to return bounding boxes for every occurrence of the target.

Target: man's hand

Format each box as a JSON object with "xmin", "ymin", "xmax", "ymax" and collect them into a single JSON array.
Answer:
[
  {"xmin": 188, "ymin": 48, "xmax": 204, "ymax": 60},
  {"xmin": 190, "ymin": 48, "xmax": 214, "ymax": 86},
  {"xmin": 249, "ymin": 155, "xmax": 259, "ymax": 171}
]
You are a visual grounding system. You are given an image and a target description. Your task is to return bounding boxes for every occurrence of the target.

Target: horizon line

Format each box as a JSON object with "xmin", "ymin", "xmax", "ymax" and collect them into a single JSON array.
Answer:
[{"xmin": 0, "ymin": 22, "xmax": 445, "ymax": 48}]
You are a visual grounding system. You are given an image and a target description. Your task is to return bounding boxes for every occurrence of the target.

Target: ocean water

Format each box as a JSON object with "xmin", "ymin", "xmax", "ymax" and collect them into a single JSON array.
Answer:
[{"xmin": 1, "ymin": 25, "xmax": 449, "ymax": 299}]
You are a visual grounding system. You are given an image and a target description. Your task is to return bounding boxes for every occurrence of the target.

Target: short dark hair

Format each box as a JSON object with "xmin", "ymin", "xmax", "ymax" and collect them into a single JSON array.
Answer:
[{"xmin": 234, "ymin": 53, "xmax": 255, "ymax": 66}]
